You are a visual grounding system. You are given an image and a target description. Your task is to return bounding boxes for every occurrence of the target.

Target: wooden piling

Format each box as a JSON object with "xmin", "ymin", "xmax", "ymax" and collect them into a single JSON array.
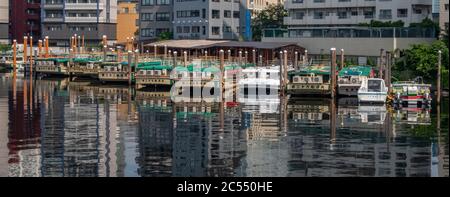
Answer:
[
  {"xmin": 244, "ymin": 51, "xmax": 248, "ymax": 66},
  {"xmin": 437, "ymin": 50, "xmax": 442, "ymax": 104},
  {"xmin": 45, "ymin": 36, "xmax": 49, "ymax": 58},
  {"xmin": 238, "ymin": 51, "xmax": 242, "ymax": 67},
  {"xmin": 173, "ymin": 51, "xmax": 178, "ymax": 67},
  {"xmin": 283, "ymin": 50, "xmax": 288, "ymax": 95},
  {"xmin": 279, "ymin": 51, "xmax": 284, "ymax": 96},
  {"xmin": 29, "ymin": 36, "xmax": 33, "ymax": 74},
  {"xmin": 13, "ymin": 40, "xmax": 17, "ymax": 75},
  {"xmin": 385, "ymin": 51, "xmax": 391, "ymax": 93},
  {"xmin": 128, "ymin": 51, "xmax": 132, "ymax": 85},
  {"xmin": 38, "ymin": 40, "xmax": 42, "ymax": 58},
  {"xmin": 164, "ymin": 45, "xmax": 168, "ymax": 59},
  {"xmin": 252, "ymin": 49, "xmax": 256, "ymax": 64},
  {"xmin": 183, "ymin": 51, "xmax": 187, "ymax": 67},
  {"xmin": 294, "ymin": 51, "xmax": 298, "ymax": 69},
  {"xmin": 330, "ymin": 48, "xmax": 337, "ymax": 99},
  {"xmin": 23, "ymin": 36, "xmax": 28, "ymax": 65},
  {"xmin": 379, "ymin": 49, "xmax": 384, "ymax": 79},
  {"xmin": 304, "ymin": 50, "xmax": 308, "ymax": 65},
  {"xmin": 340, "ymin": 49, "xmax": 345, "ymax": 70},
  {"xmin": 259, "ymin": 55, "xmax": 263, "ymax": 67},
  {"xmin": 220, "ymin": 50, "xmax": 225, "ymax": 102},
  {"xmin": 227, "ymin": 50, "xmax": 231, "ymax": 61}
]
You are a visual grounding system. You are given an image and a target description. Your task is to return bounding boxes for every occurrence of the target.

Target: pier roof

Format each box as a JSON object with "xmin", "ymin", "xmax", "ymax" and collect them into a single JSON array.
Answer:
[{"xmin": 146, "ymin": 40, "xmax": 303, "ymax": 50}]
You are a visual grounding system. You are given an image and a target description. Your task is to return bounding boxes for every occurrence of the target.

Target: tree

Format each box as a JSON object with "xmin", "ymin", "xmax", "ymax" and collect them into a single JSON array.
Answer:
[
  {"xmin": 157, "ymin": 31, "xmax": 173, "ymax": 41},
  {"xmin": 0, "ymin": 44, "xmax": 11, "ymax": 52},
  {"xmin": 409, "ymin": 17, "xmax": 440, "ymax": 38},
  {"xmin": 251, "ymin": 3, "xmax": 287, "ymax": 41},
  {"xmin": 393, "ymin": 40, "xmax": 449, "ymax": 87}
]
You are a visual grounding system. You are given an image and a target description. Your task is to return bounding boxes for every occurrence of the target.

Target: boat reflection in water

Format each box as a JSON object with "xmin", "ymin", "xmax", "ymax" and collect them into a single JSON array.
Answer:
[{"xmin": 0, "ymin": 75, "xmax": 447, "ymax": 177}]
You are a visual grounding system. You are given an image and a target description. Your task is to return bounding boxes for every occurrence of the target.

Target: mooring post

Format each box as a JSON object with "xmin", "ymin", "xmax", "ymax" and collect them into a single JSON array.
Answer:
[
  {"xmin": 379, "ymin": 49, "xmax": 384, "ymax": 79},
  {"xmin": 340, "ymin": 49, "xmax": 345, "ymax": 70},
  {"xmin": 13, "ymin": 40, "xmax": 17, "ymax": 75},
  {"xmin": 437, "ymin": 50, "xmax": 442, "ymax": 105},
  {"xmin": 128, "ymin": 51, "xmax": 132, "ymax": 85},
  {"xmin": 386, "ymin": 51, "xmax": 392, "ymax": 93},
  {"xmin": 238, "ymin": 51, "xmax": 242, "ymax": 67},
  {"xmin": 173, "ymin": 51, "xmax": 178, "ymax": 67},
  {"xmin": 38, "ymin": 40, "xmax": 42, "ymax": 58},
  {"xmin": 294, "ymin": 51, "xmax": 298, "ymax": 70},
  {"xmin": 227, "ymin": 50, "xmax": 231, "ymax": 62},
  {"xmin": 164, "ymin": 45, "xmax": 168, "ymax": 60},
  {"xmin": 331, "ymin": 48, "xmax": 337, "ymax": 99},
  {"xmin": 244, "ymin": 51, "xmax": 248, "ymax": 66},
  {"xmin": 154, "ymin": 45, "xmax": 157, "ymax": 58},
  {"xmin": 23, "ymin": 36, "xmax": 28, "ymax": 67},
  {"xmin": 279, "ymin": 51, "xmax": 284, "ymax": 96},
  {"xmin": 252, "ymin": 49, "xmax": 256, "ymax": 65},
  {"xmin": 29, "ymin": 36, "xmax": 33, "ymax": 74},
  {"xmin": 283, "ymin": 50, "xmax": 288, "ymax": 95},
  {"xmin": 259, "ymin": 55, "xmax": 263, "ymax": 67},
  {"xmin": 183, "ymin": 51, "xmax": 187, "ymax": 67},
  {"xmin": 220, "ymin": 50, "xmax": 225, "ymax": 102},
  {"xmin": 45, "ymin": 36, "xmax": 49, "ymax": 58},
  {"xmin": 304, "ymin": 49, "xmax": 308, "ymax": 65}
]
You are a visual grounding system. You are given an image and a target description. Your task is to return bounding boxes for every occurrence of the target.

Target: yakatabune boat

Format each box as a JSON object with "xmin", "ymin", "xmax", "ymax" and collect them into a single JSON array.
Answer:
[
  {"xmin": 35, "ymin": 58, "xmax": 70, "ymax": 76},
  {"xmin": 338, "ymin": 66, "xmax": 374, "ymax": 96},
  {"xmin": 392, "ymin": 77, "xmax": 432, "ymax": 106}
]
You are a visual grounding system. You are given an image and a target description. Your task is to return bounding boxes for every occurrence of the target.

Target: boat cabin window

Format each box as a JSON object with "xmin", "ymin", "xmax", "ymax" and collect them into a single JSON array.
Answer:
[{"xmin": 368, "ymin": 80, "xmax": 382, "ymax": 92}]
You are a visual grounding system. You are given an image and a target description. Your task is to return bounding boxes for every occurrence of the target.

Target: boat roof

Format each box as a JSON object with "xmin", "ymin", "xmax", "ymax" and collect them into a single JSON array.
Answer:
[
  {"xmin": 35, "ymin": 58, "xmax": 69, "ymax": 63},
  {"xmin": 288, "ymin": 65, "xmax": 332, "ymax": 76},
  {"xmin": 338, "ymin": 65, "xmax": 373, "ymax": 77}
]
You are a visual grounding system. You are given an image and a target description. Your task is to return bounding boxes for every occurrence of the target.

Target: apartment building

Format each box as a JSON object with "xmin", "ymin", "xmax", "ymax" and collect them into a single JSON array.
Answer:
[
  {"xmin": 0, "ymin": 0, "xmax": 8, "ymax": 44},
  {"xmin": 247, "ymin": 0, "xmax": 282, "ymax": 17},
  {"xmin": 117, "ymin": 0, "xmax": 139, "ymax": 43},
  {"xmin": 9, "ymin": 0, "xmax": 42, "ymax": 44},
  {"xmin": 41, "ymin": 0, "xmax": 118, "ymax": 47},
  {"xmin": 138, "ymin": 0, "xmax": 173, "ymax": 42},
  {"xmin": 263, "ymin": 0, "xmax": 436, "ymax": 57},
  {"xmin": 440, "ymin": 0, "xmax": 449, "ymax": 34},
  {"xmin": 138, "ymin": 0, "xmax": 250, "ymax": 42}
]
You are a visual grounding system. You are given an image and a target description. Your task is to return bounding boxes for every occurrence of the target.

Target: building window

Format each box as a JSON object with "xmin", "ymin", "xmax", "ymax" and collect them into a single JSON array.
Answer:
[
  {"xmin": 223, "ymin": 25, "xmax": 232, "ymax": 33},
  {"xmin": 364, "ymin": 10, "xmax": 374, "ymax": 18},
  {"xmin": 212, "ymin": 26, "xmax": 220, "ymax": 35},
  {"xmin": 141, "ymin": 13, "xmax": 153, "ymax": 21},
  {"xmin": 413, "ymin": 8, "xmax": 422, "ymax": 14},
  {"xmin": 176, "ymin": 26, "xmax": 182, "ymax": 33},
  {"xmin": 351, "ymin": 10, "xmax": 358, "ymax": 16},
  {"xmin": 397, "ymin": 9, "xmax": 408, "ymax": 17},
  {"xmin": 314, "ymin": 0, "xmax": 325, "ymax": 3},
  {"xmin": 212, "ymin": 10, "xmax": 220, "ymax": 19},
  {"xmin": 292, "ymin": 0, "xmax": 303, "ymax": 3},
  {"xmin": 183, "ymin": 26, "xmax": 190, "ymax": 33},
  {"xmin": 224, "ymin": 10, "xmax": 231, "ymax": 18},
  {"xmin": 314, "ymin": 11, "xmax": 324, "ymax": 19},
  {"xmin": 141, "ymin": 0, "xmax": 154, "ymax": 5},
  {"xmin": 156, "ymin": 28, "xmax": 170, "ymax": 36},
  {"xmin": 177, "ymin": 10, "xmax": 200, "ymax": 18},
  {"xmin": 156, "ymin": 0, "xmax": 170, "ymax": 5},
  {"xmin": 156, "ymin": 13, "xmax": 170, "ymax": 21},
  {"xmin": 379, "ymin": 9, "xmax": 392, "ymax": 19},
  {"xmin": 192, "ymin": 26, "xmax": 200, "ymax": 33},
  {"xmin": 294, "ymin": 11, "xmax": 304, "ymax": 19},
  {"xmin": 212, "ymin": 0, "xmax": 220, "ymax": 2},
  {"xmin": 141, "ymin": 28, "xmax": 155, "ymax": 37},
  {"xmin": 338, "ymin": 0, "xmax": 350, "ymax": 1},
  {"xmin": 338, "ymin": 11, "xmax": 347, "ymax": 19},
  {"xmin": 233, "ymin": 11, "xmax": 240, "ymax": 18}
]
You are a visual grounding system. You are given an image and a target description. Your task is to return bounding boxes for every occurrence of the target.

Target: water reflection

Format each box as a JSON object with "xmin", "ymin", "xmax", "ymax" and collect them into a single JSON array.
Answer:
[{"xmin": 0, "ymin": 75, "xmax": 448, "ymax": 177}]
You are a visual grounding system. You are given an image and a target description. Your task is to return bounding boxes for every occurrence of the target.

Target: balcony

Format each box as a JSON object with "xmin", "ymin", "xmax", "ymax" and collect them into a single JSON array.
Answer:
[
  {"xmin": 65, "ymin": 3, "xmax": 103, "ymax": 10},
  {"xmin": 285, "ymin": 0, "xmax": 376, "ymax": 9},
  {"xmin": 284, "ymin": 15, "xmax": 373, "ymax": 26},
  {"xmin": 65, "ymin": 16, "xmax": 102, "ymax": 23},
  {"xmin": 43, "ymin": 17, "xmax": 64, "ymax": 22},
  {"xmin": 42, "ymin": 3, "xmax": 64, "ymax": 10}
]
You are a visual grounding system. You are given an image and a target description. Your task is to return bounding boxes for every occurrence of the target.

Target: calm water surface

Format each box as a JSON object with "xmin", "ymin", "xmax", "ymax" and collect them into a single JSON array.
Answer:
[{"xmin": 0, "ymin": 74, "xmax": 448, "ymax": 177}]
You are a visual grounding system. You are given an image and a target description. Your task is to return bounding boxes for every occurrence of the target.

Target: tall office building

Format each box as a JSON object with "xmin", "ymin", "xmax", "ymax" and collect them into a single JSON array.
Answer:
[
  {"xmin": 138, "ymin": 0, "xmax": 173, "ymax": 42},
  {"xmin": 9, "ymin": 0, "xmax": 42, "ymax": 43},
  {"xmin": 41, "ymin": 0, "xmax": 118, "ymax": 47},
  {"xmin": 0, "ymin": 0, "xmax": 8, "ymax": 44},
  {"xmin": 247, "ymin": 0, "xmax": 282, "ymax": 17}
]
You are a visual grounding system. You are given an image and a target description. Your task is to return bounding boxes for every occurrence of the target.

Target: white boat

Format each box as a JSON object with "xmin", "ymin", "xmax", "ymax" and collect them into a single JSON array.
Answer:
[
  {"xmin": 239, "ymin": 66, "xmax": 280, "ymax": 94},
  {"xmin": 357, "ymin": 78, "xmax": 388, "ymax": 103}
]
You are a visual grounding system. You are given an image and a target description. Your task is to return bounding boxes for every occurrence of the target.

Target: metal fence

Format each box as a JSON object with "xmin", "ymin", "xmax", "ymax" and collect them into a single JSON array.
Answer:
[{"xmin": 264, "ymin": 27, "xmax": 436, "ymax": 38}]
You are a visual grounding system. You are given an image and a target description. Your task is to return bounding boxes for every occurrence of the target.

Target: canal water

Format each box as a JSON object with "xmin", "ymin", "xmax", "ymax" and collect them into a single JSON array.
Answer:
[{"xmin": 0, "ymin": 74, "xmax": 448, "ymax": 177}]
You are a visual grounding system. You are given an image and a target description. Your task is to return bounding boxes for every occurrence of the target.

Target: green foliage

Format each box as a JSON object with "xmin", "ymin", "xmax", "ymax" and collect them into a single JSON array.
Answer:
[
  {"xmin": 251, "ymin": 3, "xmax": 287, "ymax": 41},
  {"xmin": 409, "ymin": 17, "xmax": 440, "ymax": 38},
  {"xmin": 367, "ymin": 57, "xmax": 375, "ymax": 67},
  {"xmin": 134, "ymin": 29, "xmax": 140, "ymax": 37},
  {"xmin": 442, "ymin": 26, "xmax": 449, "ymax": 49},
  {"xmin": 157, "ymin": 31, "xmax": 173, "ymax": 41},
  {"xmin": 0, "ymin": 44, "xmax": 11, "ymax": 52},
  {"xmin": 393, "ymin": 40, "xmax": 449, "ymax": 88},
  {"xmin": 358, "ymin": 20, "xmax": 405, "ymax": 27}
]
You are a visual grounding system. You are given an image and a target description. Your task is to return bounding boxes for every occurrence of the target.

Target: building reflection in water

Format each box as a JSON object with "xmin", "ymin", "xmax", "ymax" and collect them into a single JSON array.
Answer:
[{"xmin": 0, "ymin": 75, "xmax": 448, "ymax": 177}]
